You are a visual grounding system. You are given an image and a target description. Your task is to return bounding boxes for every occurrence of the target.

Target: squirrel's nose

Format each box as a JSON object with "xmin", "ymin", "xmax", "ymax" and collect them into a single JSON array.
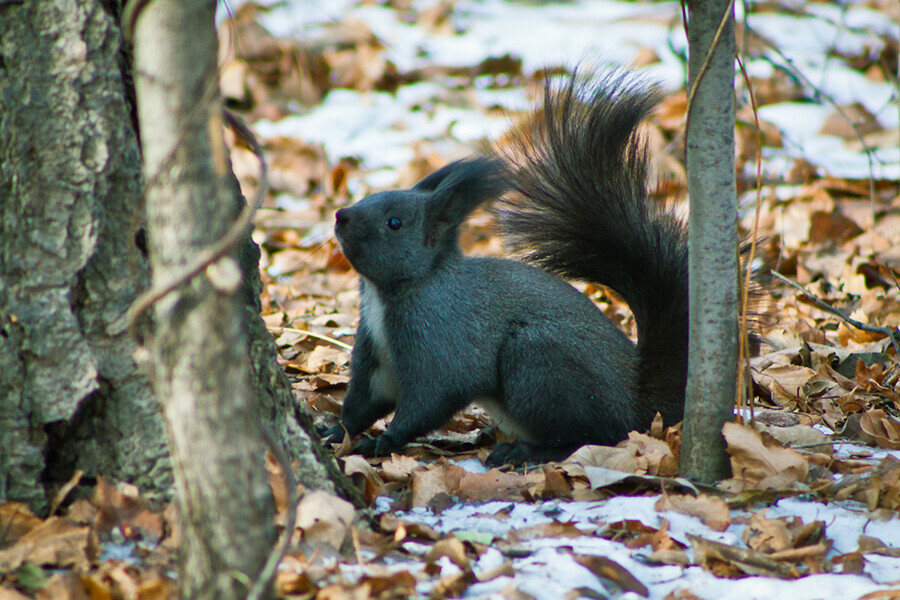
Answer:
[{"xmin": 335, "ymin": 209, "xmax": 349, "ymax": 227}]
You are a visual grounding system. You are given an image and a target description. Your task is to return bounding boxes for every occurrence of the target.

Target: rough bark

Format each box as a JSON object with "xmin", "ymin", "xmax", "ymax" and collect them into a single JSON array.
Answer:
[
  {"xmin": 0, "ymin": 0, "xmax": 168, "ymax": 512},
  {"xmin": 0, "ymin": 0, "xmax": 355, "ymax": 515},
  {"xmin": 680, "ymin": 0, "xmax": 740, "ymax": 483},
  {"xmin": 132, "ymin": 1, "xmax": 277, "ymax": 596}
]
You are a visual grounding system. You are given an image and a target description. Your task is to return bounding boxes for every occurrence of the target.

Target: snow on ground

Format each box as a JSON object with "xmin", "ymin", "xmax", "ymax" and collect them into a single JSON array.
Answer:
[
  {"xmin": 390, "ymin": 493, "xmax": 900, "ymax": 600},
  {"xmin": 240, "ymin": 0, "xmax": 899, "ymax": 185}
]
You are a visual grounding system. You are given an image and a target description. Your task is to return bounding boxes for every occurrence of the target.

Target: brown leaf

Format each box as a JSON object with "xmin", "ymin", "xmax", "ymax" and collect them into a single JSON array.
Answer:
[
  {"xmin": 92, "ymin": 477, "xmax": 165, "ymax": 543},
  {"xmin": 410, "ymin": 464, "xmax": 451, "ymax": 508},
  {"xmin": 342, "ymin": 454, "xmax": 383, "ymax": 503},
  {"xmin": 743, "ymin": 511, "xmax": 793, "ymax": 553},
  {"xmin": 808, "ymin": 210, "xmax": 864, "ymax": 243},
  {"xmin": 664, "ymin": 589, "xmax": 702, "ymax": 600},
  {"xmin": 537, "ymin": 465, "xmax": 573, "ymax": 499},
  {"xmin": 444, "ymin": 465, "xmax": 527, "ymax": 503},
  {"xmin": 429, "ymin": 570, "xmax": 474, "ymax": 600},
  {"xmin": 295, "ymin": 490, "xmax": 355, "ymax": 550},
  {"xmin": 0, "ymin": 517, "xmax": 89, "ymax": 572},
  {"xmin": 755, "ymin": 423, "xmax": 833, "ymax": 455},
  {"xmin": 863, "ymin": 456, "xmax": 900, "ymax": 510},
  {"xmin": 265, "ymin": 452, "xmax": 290, "ymax": 519},
  {"xmin": 564, "ymin": 444, "xmax": 641, "ymax": 473},
  {"xmin": 689, "ymin": 534, "xmax": 796, "ymax": 578},
  {"xmin": 303, "ymin": 345, "xmax": 350, "ymax": 373},
  {"xmin": 380, "ymin": 454, "xmax": 420, "ymax": 483},
  {"xmin": 722, "ymin": 422, "xmax": 809, "ymax": 490},
  {"xmin": 654, "ymin": 494, "xmax": 731, "ymax": 531},
  {"xmin": 621, "ymin": 432, "xmax": 678, "ymax": 476},
  {"xmin": 378, "ymin": 515, "xmax": 440, "ymax": 542},
  {"xmin": 756, "ymin": 364, "xmax": 816, "ymax": 398},
  {"xmin": 649, "ymin": 412, "xmax": 665, "ymax": 439},
  {"xmin": 33, "ymin": 572, "xmax": 90, "ymax": 600},
  {"xmin": 573, "ymin": 554, "xmax": 648, "ymax": 597},
  {"xmin": 859, "ymin": 409, "xmax": 900, "ymax": 450},
  {"xmin": 0, "ymin": 503, "xmax": 43, "ymax": 547},
  {"xmin": 425, "ymin": 537, "xmax": 471, "ymax": 572},
  {"xmin": 507, "ymin": 522, "xmax": 591, "ymax": 543},
  {"xmin": 358, "ymin": 571, "xmax": 417, "ymax": 598},
  {"xmin": 476, "ymin": 560, "xmax": 515, "ymax": 582},
  {"xmin": 857, "ymin": 590, "xmax": 900, "ymax": 600},
  {"xmin": 859, "ymin": 534, "xmax": 900, "ymax": 557},
  {"xmin": 0, "ymin": 587, "xmax": 33, "ymax": 600}
]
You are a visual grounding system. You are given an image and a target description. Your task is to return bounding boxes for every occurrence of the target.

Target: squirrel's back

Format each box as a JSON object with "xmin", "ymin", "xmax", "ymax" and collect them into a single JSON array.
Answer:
[{"xmin": 494, "ymin": 71, "xmax": 689, "ymax": 426}]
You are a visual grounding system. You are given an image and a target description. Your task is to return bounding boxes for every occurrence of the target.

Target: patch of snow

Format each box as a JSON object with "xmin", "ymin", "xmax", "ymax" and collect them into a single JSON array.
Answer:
[{"xmin": 396, "ymin": 493, "xmax": 900, "ymax": 600}]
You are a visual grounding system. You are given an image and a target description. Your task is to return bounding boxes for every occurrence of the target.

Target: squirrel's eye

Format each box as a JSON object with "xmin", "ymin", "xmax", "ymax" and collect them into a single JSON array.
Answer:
[{"xmin": 387, "ymin": 217, "xmax": 402, "ymax": 230}]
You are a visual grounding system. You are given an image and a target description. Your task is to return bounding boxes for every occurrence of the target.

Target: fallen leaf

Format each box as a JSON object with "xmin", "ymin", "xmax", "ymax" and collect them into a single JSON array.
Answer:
[
  {"xmin": 0, "ymin": 517, "xmax": 89, "ymax": 572},
  {"xmin": 425, "ymin": 537, "xmax": 471, "ymax": 572},
  {"xmin": 859, "ymin": 409, "xmax": 900, "ymax": 450},
  {"xmin": 0, "ymin": 503, "xmax": 43, "ymax": 547},
  {"xmin": 722, "ymin": 422, "xmax": 809, "ymax": 490},
  {"xmin": 743, "ymin": 511, "xmax": 793, "ymax": 553},
  {"xmin": 380, "ymin": 454, "xmax": 420, "ymax": 483},
  {"xmin": 654, "ymin": 494, "xmax": 731, "ymax": 531},
  {"xmin": 410, "ymin": 464, "xmax": 451, "ymax": 508},
  {"xmin": 295, "ymin": 490, "xmax": 355, "ymax": 549},
  {"xmin": 565, "ymin": 445, "xmax": 641, "ymax": 473},
  {"xmin": 689, "ymin": 534, "xmax": 796, "ymax": 579},
  {"xmin": 444, "ymin": 465, "xmax": 527, "ymax": 503},
  {"xmin": 573, "ymin": 554, "xmax": 648, "ymax": 597},
  {"xmin": 621, "ymin": 432, "xmax": 678, "ymax": 476},
  {"xmin": 507, "ymin": 521, "xmax": 592, "ymax": 543},
  {"xmin": 92, "ymin": 477, "xmax": 165, "ymax": 543}
]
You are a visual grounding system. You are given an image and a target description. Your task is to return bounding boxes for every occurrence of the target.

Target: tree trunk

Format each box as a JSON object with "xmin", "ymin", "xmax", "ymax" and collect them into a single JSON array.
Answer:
[
  {"xmin": 680, "ymin": 0, "xmax": 740, "ymax": 483},
  {"xmin": 131, "ymin": 1, "xmax": 278, "ymax": 595},
  {"xmin": 0, "ymin": 0, "xmax": 355, "ymax": 515},
  {"xmin": 0, "ymin": 0, "xmax": 166, "ymax": 512}
]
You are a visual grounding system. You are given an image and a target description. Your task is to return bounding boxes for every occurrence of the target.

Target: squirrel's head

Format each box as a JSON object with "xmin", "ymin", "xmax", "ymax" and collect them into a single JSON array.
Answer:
[{"xmin": 334, "ymin": 158, "xmax": 508, "ymax": 289}]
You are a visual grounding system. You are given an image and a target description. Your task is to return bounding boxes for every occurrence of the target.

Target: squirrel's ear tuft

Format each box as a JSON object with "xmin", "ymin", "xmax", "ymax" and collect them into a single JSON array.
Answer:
[{"xmin": 421, "ymin": 158, "xmax": 509, "ymax": 246}]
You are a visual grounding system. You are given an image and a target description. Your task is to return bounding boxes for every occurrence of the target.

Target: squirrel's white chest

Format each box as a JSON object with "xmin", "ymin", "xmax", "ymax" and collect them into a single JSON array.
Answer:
[
  {"xmin": 360, "ymin": 279, "xmax": 398, "ymax": 400},
  {"xmin": 361, "ymin": 281, "xmax": 389, "ymax": 349}
]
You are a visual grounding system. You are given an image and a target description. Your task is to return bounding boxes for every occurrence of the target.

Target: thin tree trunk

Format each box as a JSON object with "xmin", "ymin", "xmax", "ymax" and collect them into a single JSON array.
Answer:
[
  {"xmin": 132, "ymin": 1, "xmax": 276, "ymax": 596},
  {"xmin": 680, "ymin": 0, "xmax": 740, "ymax": 483}
]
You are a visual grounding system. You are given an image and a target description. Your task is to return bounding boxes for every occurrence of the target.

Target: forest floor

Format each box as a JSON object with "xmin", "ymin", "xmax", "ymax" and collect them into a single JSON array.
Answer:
[{"xmin": 2, "ymin": 1, "xmax": 899, "ymax": 599}]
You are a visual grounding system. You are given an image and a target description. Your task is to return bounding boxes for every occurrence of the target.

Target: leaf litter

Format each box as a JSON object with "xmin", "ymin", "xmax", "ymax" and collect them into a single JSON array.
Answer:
[{"xmin": 4, "ymin": 0, "xmax": 899, "ymax": 598}]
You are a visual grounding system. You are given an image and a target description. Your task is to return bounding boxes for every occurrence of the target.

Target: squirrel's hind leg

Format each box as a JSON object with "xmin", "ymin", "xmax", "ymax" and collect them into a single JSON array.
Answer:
[
  {"xmin": 485, "ymin": 440, "xmax": 578, "ymax": 467},
  {"xmin": 490, "ymin": 322, "xmax": 637, "ymax": 466}
]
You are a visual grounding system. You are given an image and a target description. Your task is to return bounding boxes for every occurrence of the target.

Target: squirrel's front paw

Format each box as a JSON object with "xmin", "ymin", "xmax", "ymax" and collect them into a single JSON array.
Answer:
[
  {"xmin": 321, "ymin": 424, "xmax": 348, "ymax": 445},
  {"xmin": 373, "ymin": 432, "xmax": 402, "ymax": 456},
  {"xmin": 351, "ymin": 432, "xmax": 404, "ymax": 457},
  {"xmin": 352, "ymin": 436, "xmax": 378, "ymax": 456}
]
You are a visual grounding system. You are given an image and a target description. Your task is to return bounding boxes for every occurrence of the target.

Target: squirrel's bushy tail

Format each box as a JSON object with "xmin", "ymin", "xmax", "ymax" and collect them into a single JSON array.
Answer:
[{"xmin": 495, "ymin": 71, "xmax": 689, "ymax": 424}]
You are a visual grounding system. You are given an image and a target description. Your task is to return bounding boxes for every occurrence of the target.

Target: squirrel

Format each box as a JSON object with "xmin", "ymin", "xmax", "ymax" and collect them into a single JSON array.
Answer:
[{"xmin": 325, "ymin": 70, "xmax": 692, "ymax": 466}]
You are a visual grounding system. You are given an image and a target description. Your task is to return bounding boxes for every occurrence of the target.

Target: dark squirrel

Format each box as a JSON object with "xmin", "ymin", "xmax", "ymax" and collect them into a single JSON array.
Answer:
[{"xmin": 326, "ymin": 71, "xmax": 690, "ymax": 466}]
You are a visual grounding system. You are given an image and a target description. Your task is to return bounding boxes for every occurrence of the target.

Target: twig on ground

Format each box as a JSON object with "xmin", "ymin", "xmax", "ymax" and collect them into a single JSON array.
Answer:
[
  {"xmin": 771, "ymin": 271, "xmax": 900, "ymax": 356},
  {"xmin": 268, "ymin": 326, "xmax": 354, "ymax": 351}
]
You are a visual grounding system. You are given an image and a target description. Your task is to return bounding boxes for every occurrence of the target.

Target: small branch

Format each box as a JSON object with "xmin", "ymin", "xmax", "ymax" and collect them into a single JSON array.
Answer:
[
  {"xmin": 771, "ymin": 271, "xmax": 900, "ymax": 356},
  {"xmin": 767, "ymin": 541, "xmax": 831, "ymax": 562},
  {"xmin": 268, "ymin": 326, "xmax": 353, "ymax": 351},
  {"xmin": 127, "ymin": 110, "xmax": 269, "ymax": 331},
  {"xmin": 735, "ymin": 54, "xmax": 764, "ymax": 419}
]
